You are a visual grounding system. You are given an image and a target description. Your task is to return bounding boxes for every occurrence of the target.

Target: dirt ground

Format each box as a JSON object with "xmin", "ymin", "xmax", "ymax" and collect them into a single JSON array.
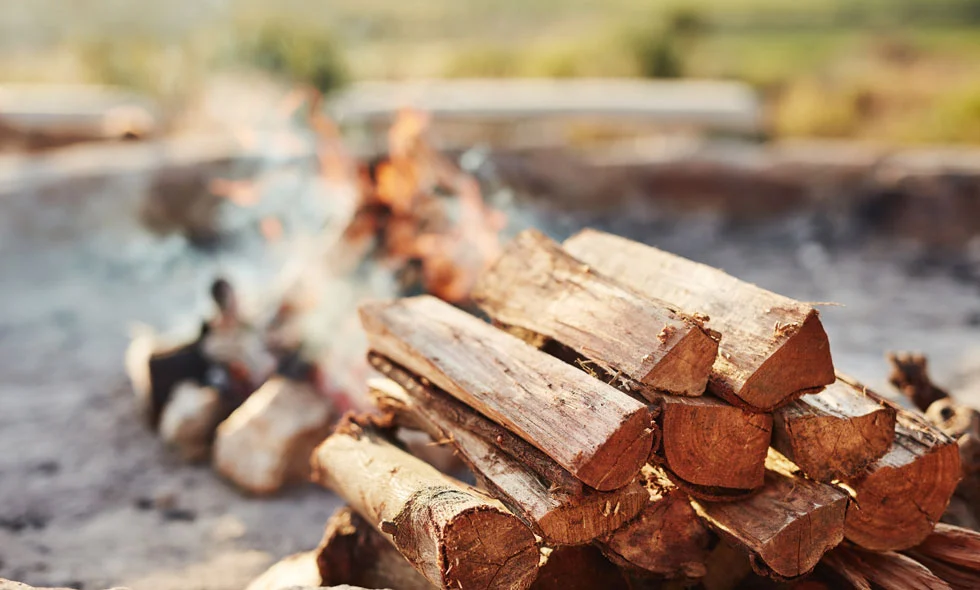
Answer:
[{"xmin": 2, "ymin": 141, "xmax": 980, "ymax": 590}]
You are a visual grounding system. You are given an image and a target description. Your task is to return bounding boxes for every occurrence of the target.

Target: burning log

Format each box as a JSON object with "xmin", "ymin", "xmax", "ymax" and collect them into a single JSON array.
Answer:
[
  {"xmin": 823, "ymin": 544, "xmax": 952, "ymax": 590},
  {"xmin": 367, "ymin": 355, "xmax": 648, "ymax": 545},
  {"xmin": 772, "ymin": 377, "xmax": 897, "ymax": 482},
  {"xmin": 315, "ymin": 506, "xmax": 432, "ymax": 590},
  {"xmin": 596, "ymin": 465, "xmax": 711, "ymax": 579},
  {"xmin": 842, "ymin": 403, "xmax": 962, "ymax": 551},
  {"xmin": 690, "ymin": 451, "xmax": 849, "ymax": 579},
  {"xmin": 563, "ymin": 229, "xmax": 835, "ymax": 411},
  {"xmin": 359, "ymin": 295, "xmax": 656, "ymax": 491},
  {"xmin": 652, "ymin": 394, "xmax": 772, "ymax": 496},
  {"xmin": 532, "ymin": 546, "xmax": 630, "ymax": 590},
  {"xmin": 310, "ymin": 421, "xmax": 540, "ymax": 590},
  {"xmin": 472, "ymin": 229, "xmax": 718, "ymax": 398},
  {"xmin": 213, "ymin": 376, "xmax": 333, "ymax": 496}
]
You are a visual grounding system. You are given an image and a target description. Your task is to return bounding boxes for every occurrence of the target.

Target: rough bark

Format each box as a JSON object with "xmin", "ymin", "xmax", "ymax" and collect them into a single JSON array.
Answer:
[
  {"xmin": 531, "ymin": 546, "xmax": 630, "ymax": 590},
  {"xmin": 359, "ymin": 295, "xmax": 655, "ymax": 491},
  {"xmin": 563, "ymin": 229, "xmax": 835, "ymax": 411},
  {"xmin": 472, "ymin": 228, "xmax": 718, "ymax": 398},
  {"xmin": 315, "ymin": 505, "xmax": 433, "ymax": 590},
  {"xmin": 367, "ymin": 357, "xmax": 648, "ymax": 545},
  {"xmin": 823, "ymin": 544, "xmax": 952, "ymax": 590},
  {"xmin": 310, "ymin": 423, "xmax": 539, "ymax": 590},
  {"xmin": 652, "ymin": 393, "xmax": 772, "ymax": 493},
  {"xmin": 772, "ymin": 376, "xmax": 896, "ymax": 482},
  {"xmin": 596, "ymin": 466, "xmax": 711, "ymax": 579},
  {"xmin": 842, "ymin": 401, "xmax": 962, "ymax": 551},
  {"xmin": 690, "ymin": 451, "xmax": 848, "ymax": 579}
]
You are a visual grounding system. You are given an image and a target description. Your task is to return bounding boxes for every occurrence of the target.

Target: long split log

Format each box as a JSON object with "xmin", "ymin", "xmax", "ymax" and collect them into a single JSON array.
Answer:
[
  {"xmin": 901, "ymin": 523, "xmax": 980, "ymax": 589},
  {"xmin": 772, "ymin": 376, "xmax": 896, "ymax": 482},
  {"xmin": 367, "ymin": 355, "xmax": 649, "ymax": 545},
  {"xmin": 690, "ymin": 451, "xmax": 848, "ymax": 579},
  {"xmin": 842, "ymin": 401, "xmax": 962, "ymax": 551},
  {"xmin": 315, "ymin": 505, "xmax": 433, "ymax": 590},
  {"xmin": 653, "ymin": 394, "xmax": 772, "ymax": 494},
  {"xmin": 310, "ymin": 423, "xmax": 539, "ymax": 589},
  {"xmin": 472, "ymin": 228, "xmax": 718, "ymax": 398},
  {"xmin": 359, "ymin": 295, "xmax": 656, "ymax": 491},
  {"xmin": 563, "ymin": 229, "xmax": 835, "ymax": 411},
  {"xmin": 596, "ymin": 465, "xmax": 711, "ymax": 579}
]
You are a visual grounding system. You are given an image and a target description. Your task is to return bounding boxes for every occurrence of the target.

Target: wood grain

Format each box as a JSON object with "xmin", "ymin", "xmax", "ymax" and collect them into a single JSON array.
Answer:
[
  {"xmin": 472, "ymin": 228, "xmax": 718, "ymax": 398},
  {"xmin": 772, "ymin": 376, "xmax": 896, "ymax": 482},
  {"xmin": 359, "ymin": 295, "xmax": 655, "ymax": 491},
  {"xmin": 563, "ymin": 229, "xmax": 835, "ymax": 411},
  {"xmin": 310, "ymin": 424, "xmax": 539, "ymax": 589},
  {"xmin": 367, "ymin": 355, "xmax": 649, "ymax": 545}
]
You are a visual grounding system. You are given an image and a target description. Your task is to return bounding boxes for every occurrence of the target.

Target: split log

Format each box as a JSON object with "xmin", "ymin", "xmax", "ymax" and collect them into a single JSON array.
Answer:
[
  {"xmin": 359, "ymin": 295, "xmax": 656, "ymax": 491},
  {"xmin": 367, "ymin": 356, "xmax": 648, "ymax": 545},
  {"xmin": 596, "ymin": 465, "xmax": 711, "ymax": 579},
  {"xmin": 653, "ymin": 394, "xmax": 771, "ymax": 494},
  {"xmin": 772, "ymin": 377, "xmax": 896, "ymax": 482},
  {"xmin": 905, "ymin": 523, "xmax": 980, "ymax": 573},
  {"xmin": 245, "ymin": 551, "xmax": 321, "ymax": 590},
  {"xmin": 690, "ymin": 451, "xmax": 848, "ymax": 579},
  {"xmin": 842, "ymin": 403, "xmax": 962, "ymax": 551},
  {"xmin": 310, "ymin": 422, "xmax": 539, "ymax": 590},
  {"xmin": 563, "ymin": 229, "xmax": 835, "ymax": 411},
  {"xmin": 531, "ymin": 546, "xmax": 629, "ymax": 590},
  {"xmin": 472, "ymin": 228, "xmax": 718, "ymax": 398},
  {"xmin": 213, "ymin": 376, "xmax": 333, "ymax": 496},
  {"xmin": 823, "ymin": 544, "xmax": 952, "ymax": 590},
  {"xmin": 316, "ymin": 505, "xmax": 433, "ymax": 590}
]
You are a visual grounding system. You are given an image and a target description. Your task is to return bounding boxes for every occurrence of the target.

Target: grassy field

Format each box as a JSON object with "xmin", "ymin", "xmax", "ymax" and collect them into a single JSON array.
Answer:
[{"xmin": 3, "ymin": 0, "xmax": 980, "ymax": 143}]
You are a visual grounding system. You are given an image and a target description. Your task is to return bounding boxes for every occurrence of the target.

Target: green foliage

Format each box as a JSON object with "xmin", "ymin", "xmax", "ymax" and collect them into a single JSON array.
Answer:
[{"xmin": 237, "ymin": 21, "xmax": 348, "ymax": 94}]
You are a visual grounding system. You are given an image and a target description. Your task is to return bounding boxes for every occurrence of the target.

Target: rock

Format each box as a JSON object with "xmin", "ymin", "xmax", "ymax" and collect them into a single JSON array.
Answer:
[
  {"xmin": 159, "ymin": 381, "xmax": 223, "ymax": 462},
  {"xmin": 244, "ymin": 552, "xmax": 321, "ymax": 590},
  {"xmin": 214, "ymin": 377, "xmax": 333, "ymax": 495}
]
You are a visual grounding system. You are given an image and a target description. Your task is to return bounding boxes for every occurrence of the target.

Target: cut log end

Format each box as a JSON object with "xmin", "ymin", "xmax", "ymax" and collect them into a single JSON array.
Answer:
[
  {"xmin": 734, "ymin": 310, "xmax": 835, "ymax": 411},
  {"xmin": 440, "ymin": 505, "xmax": 542, "ymax": 590},
  {"xmin": 845, "ymin": 440, "xmax": 962, "ymax": 551},
  {"xmin": 578, "ymin": 408, "xmax": 656, "ymax": 491},
  {"xmin": 642, "ymin": 326, "xmax": 718, "ymax": 397}
]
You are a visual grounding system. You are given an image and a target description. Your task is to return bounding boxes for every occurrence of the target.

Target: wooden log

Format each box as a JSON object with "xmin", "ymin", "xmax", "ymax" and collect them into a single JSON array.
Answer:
[
  {"xmin": 772, "ymin": 376, "xmax": 896, "ymax": 482},
  {"xmin": 472, "ymin": 228, "xmax": 718, "ymax": 398},
  {"xmin": 531, "ymin": 545, "xmax": 630, "ymax": 590},
  {"xmin": 245, "ymin": 551, "xmax": 322, "ymax": 590},
  {"xmin": 315, "ymin": 505, "xmax": 433, "ymax": 590},
  {"xmin": 596, "ymin": 465, "xmax": 711, "ymax": 579},
  {"xmin": 310, "ymin": 422, "xmax": 540, "ymax": 590},
  {"xmin": 359, "ymin": 295, "xmax": 656, "ymax": 491},
  {"xmin": 366, "ymin": 356, "xmax": 649, "ymax": 545},
  {"xmin": 653, "ymin": 394, "xmax": 771, "ymax": 494},
  {"xmin": 690, "ymin": 451, "xmax": 848, "ymax": 579},
  {"xmin": 887, "ymin": 351, "xmax": 950, "ymax": 412},
  {"xmin": 823, "ymin": 544, "xmax": 952, "ymax": 590},
  {"xmin": 842, "ymin": 402, "xmax": 962, "ymax": 551},
  {"xmin": 905, "ymin": 523, "xmax": 980, "ymax": 573},
  {"xmin": 563, "ymin": 229, "xmax": 835, "ymax": 411}
]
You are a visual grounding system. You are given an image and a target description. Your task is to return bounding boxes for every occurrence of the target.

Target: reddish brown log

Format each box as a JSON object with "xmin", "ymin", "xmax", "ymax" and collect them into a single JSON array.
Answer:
[
  {"xmin": 531, "ymin": 546, "xmax": 630, "ymax": 590},
  {"xmin": 843, "ymin": 403, "xmax": 962, "ymax": 551},
  {"xmin": 563, "ymin": 229, "xmax": 835, "ymax": 411},
  {"xmin": 472, "ymin": 228, "xmax": 718, "ymax": 398},
  {"xmin": 359, "ymin": 295, "xmax": 655, "ymax": 491},
  {"xmin": 888, "ymin": 351, "xmax": 950, "ymax": 412},
  {"xmin": 823, "ymin": 544, "xmax": 952, "ymax": 590},
  {"xmin": 772, "ymin": 376, "xmax": 896, "ymax": 482},
  {"xmin": 597, "ymin": 466, "xmax": 711, "ymax": 579},
  {"xmin": 906, "ymin": 523, "xmax": 980, "ymax": 573},
  {"xmin": 691, "ymin": 451, "xmax": 848, "ymax": 578},
  {"xmin": 310, "ymin": 423, "xmax": 539, "ymax": 589},
  {"xmin": 367, "ymin": 356, "xmax": 648, "ymax": 545}
]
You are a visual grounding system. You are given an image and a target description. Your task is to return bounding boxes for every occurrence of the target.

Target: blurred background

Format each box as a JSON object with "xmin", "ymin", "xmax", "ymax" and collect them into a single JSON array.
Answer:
[{"xmin": 3, "ymin": 1, "xmax": 980, "ymax": 589}]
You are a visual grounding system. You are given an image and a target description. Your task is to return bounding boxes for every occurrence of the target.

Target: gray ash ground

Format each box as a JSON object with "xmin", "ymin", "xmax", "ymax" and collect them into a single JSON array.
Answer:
[{"xmin": 2, "ymin": 150, "xmax": 980, "ymax": 589}]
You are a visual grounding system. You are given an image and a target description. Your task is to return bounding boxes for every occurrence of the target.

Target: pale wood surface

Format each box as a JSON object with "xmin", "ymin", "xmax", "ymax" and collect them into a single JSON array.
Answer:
[
  {"xmin": 691, "ymin": 451, "xmax": 848, "ymax": 578},
  {"xmin": 310, "ymin": 425, "xmax": 539, "ymax": 590},
  {"xmin": 359, "ymin": 295, "xmax": 655, "ymax": 491},
  {"xmin": 473, "ymin": 229, "xmax": 717, "ymax": 398},
  {"xmin": 563, "ymin": 229, "xmax": 835, "ymax": 411},
  {"xmin": 366, "ymin": 356, "xmax": 648, "ymax": 545},
  {"xmin": 843, "ymin": 401, "xmax": 962, "ymax": 551},
  {"xmin": 773, "ymin": 376, "xmax": 896, "ymax": 482}
]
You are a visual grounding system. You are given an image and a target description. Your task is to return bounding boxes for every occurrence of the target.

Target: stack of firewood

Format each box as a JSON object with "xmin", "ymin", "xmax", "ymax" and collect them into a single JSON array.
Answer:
[{"xmin": 299, "ymin": 228, "xmax": 979, "ymax": 590}]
